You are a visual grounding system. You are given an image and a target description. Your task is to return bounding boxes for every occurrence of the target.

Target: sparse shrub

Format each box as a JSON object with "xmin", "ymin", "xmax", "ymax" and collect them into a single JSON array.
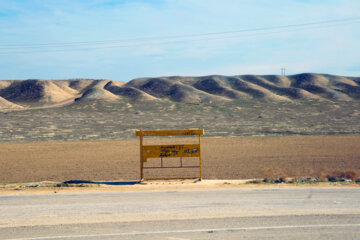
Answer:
[
  {"xmin": 344, "ymin": 170, "xmax": 358, "ymax": 181},
  {"xmin": 56, "ymin": 182, "xmax": 69, "ymax": 187},
  {"xmin": 261, "ymin": 167, "xmax": 275, "ymax": 182},
  {"xmin": 315, "ymin": 167, "xmax": 329, "ymax": 182},
  {"xmin": 260, "ymin": 167, "xmax": 288, "ymax": 183},
  {"xmin": 289, "ymin": 169, "xmax": 301, "ymax": 182},
  {"xmin": 261, "ymin": 167, "xmax": 274, "ymax": 178},
  {"xmin": 327, "ymin": 176, "xmax": 337, "ymax": 182},
  {"xmin": 286, "ymin": 177, "xmax": 297, "ymax": 183},
  {"xmin": 327, "ymin": 169, "xmax": 345, "ymax": 181},
  {"xmin": 279, "ymin": 176, "xmax": 287, "ymax": 183},
  {"xmin": 247, "ymin": 179, "xmax": 262, "ymax": 184},
  {"xmin": 334, "ymin": 169, "xmax": 345, "ymax": 179},
  {"xmin": 275, "ymin": 168, "xmax": 287, "ymax": 182},
  {"xmin": 306, "ymin": 168, "xmax": 315, "ymax": 178},
  {"xmin": 258, "ymin": 166, "xmax": 359, "ymax": 184}
]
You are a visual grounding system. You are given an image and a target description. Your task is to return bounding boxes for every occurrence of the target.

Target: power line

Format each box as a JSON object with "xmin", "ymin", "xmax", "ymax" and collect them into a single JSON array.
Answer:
[
  {"xmin": 1, "ymin": 19, "xmax": 359, "ymax": 54},
  {"xmin": 1, "ymin": 16, "xmax": 359, "ymax": 48},
  {"xmin": 0, "ymin": 17, "xmax": 359, "ymax": 54},
  {"xmin": 1, "ymin": 21, "xmax": 357, "ymax": 55}
]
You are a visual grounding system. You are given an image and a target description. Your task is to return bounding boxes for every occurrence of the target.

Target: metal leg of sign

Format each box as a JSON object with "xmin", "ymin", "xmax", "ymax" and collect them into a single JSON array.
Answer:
[
  {"xmin": 140, "ymin": 133, "xmax": 144, "ymax": 181},
  {"xmin": 180, "ymin": 157, "xmax": 183, "ymax": 168},
  {"xmin": 161, "ymin": 158, "xmax": 163, "ymax": 168},
  {"xmin": 199, "ymin": 133, "xmax": 202, "ymax": 180}
]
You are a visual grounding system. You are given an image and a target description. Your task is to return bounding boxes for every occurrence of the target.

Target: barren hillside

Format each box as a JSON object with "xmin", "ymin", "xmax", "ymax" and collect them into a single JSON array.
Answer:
[
  {"xmin": 1, "ymin": 73, "xmax": 360, "ymax": 110},
  {"xmin": 1, "ymin": 73, "xmax": 360, "ymax": 142}
]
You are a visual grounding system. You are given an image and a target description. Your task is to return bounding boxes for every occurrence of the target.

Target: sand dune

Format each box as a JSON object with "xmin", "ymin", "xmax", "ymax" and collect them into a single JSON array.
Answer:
[
  {"xmin": 233, "ymin": 75, "xmax": 320, "ymax": 100},
  {"xmin": 0, "ymin": 73, "xmax": 359, "ymax": 110},
  {"xmin": 68, "ymin": 79, "xmax": 96, "ymax": 92},
  {"xmin": 0, "ymin": 79, "xmax": 76, "ymax": 103},
  {"xmin": 125, "ymin": 77, "xmax": 228, "ymax": 103},
  {"xmin": 77, "ymin": 80, "xmax": 119, "ymax": 101},
  {"xmin": 125, "ymin": 73, "xmax": 359, "ymax": 103},
  {"xmin": 193, "ymin": 76, "xmax": 250, "ymax": 100},
  {"xmin": 261, "ymin": 75, "xmax": 292, "ymax": 87},
  {"xmin": 78, "ymin": 88, "xmax": 119, "ymax": 101},
  {"xmin": 0, "ymin": 96, "xmax": 23, "ymax": 110},
  {"xmin": 105, "ymin": 81, "xmax": 158, "ymax": 101},
  {"xmin": 228, "ymin": 77, "xmax": 291, "ymax": 101},
  {"xmin": 39, "ymin": 81, "xmax": 78, "ymax": 103}
]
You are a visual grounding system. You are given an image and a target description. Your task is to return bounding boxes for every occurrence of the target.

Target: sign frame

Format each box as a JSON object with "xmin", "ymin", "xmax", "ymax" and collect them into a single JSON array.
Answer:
[{"xmin": 136, "ymin": 129, "xmax": 204, "ymax": 181}]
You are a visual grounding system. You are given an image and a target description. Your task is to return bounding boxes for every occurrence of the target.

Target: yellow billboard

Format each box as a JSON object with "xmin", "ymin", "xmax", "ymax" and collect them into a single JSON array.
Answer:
[
  {"xmin": 136, "ymin": 129, "xmax": 204, "ymax": 180},
  {"xmin": 142, "ymin": 144, "xmax": 200, "ymax": 162}
]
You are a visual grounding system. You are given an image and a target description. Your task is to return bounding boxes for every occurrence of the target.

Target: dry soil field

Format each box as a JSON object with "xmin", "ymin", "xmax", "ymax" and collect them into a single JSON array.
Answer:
[{"xmin": 1, "ymin": 135, "xmax": 360, "ymax": 183}]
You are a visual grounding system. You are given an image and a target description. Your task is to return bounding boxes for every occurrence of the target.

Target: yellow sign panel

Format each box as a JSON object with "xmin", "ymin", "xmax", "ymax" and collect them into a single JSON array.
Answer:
[
  {"xmin": 136, "ymin": 129, "xmax": 204, "ymax": 137},
  {"xmin": 142, "ymin": 144, "xmax": 200, "ymax": 162}
]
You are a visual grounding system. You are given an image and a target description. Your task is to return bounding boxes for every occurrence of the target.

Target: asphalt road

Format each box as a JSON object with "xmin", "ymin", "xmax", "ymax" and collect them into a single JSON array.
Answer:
[{"xmin": 1, "ymin": 188, "xmax": 360, "ymax": 239}]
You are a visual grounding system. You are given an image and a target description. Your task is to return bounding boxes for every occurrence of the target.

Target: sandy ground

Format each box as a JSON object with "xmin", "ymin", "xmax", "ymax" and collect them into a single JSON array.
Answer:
[{"xmin": 1, "ymin": 135, "xmax": 360, "ymax": 184}]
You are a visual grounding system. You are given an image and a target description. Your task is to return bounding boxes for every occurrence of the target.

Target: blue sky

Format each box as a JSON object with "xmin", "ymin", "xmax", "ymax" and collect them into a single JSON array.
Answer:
[{"xmin": 0, "ymin": 0, "xmax": 359, "ymax": 81}]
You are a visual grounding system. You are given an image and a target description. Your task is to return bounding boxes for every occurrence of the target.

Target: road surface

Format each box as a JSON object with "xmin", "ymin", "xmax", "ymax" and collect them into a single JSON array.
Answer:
[{"xmin": 1, "ymin": 188, "xmax": 360, "ymax": 239}]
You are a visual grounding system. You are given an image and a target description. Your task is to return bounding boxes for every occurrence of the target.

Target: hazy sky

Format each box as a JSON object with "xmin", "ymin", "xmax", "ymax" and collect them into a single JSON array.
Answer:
[{"xmin": 0, "ymin": 0, "xmax": 359, "ymax": 81}]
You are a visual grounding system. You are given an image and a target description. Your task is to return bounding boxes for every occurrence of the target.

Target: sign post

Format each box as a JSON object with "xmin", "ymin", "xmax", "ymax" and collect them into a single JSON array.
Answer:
[{"xmin": 136, "ymin": 129, "xmax": 204, "ymax": 181}]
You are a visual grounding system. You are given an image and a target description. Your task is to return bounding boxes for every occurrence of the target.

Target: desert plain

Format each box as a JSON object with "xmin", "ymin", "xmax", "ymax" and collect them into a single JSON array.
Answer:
[
  {"xmin": 0, "ymin": 135, "xmax": 360, "ymax": 184},
  {"xmin": 1, "ymin": 73, "xmax": 360, "ymax": 185}
]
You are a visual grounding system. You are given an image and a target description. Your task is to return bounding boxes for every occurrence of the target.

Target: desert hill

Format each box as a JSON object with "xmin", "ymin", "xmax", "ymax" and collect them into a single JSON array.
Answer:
[
  {"xmin": 0, "ymin": 73, "xmax": 359, "ymax": 110},
  {"xmin": 1, "ymin": 73, "xmax": 360, "ymax": 142}
]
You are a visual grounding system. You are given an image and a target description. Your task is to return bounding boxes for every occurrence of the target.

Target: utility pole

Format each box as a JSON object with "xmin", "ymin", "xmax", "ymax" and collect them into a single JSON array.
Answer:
[{"xmin": 281, "ymin": 68, "xmax": 286, "ymax": 76}]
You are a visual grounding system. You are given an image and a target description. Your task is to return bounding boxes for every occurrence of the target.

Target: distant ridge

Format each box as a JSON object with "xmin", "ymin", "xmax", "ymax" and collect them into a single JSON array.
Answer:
[{"xmin": 0, "ymin": 73, "xmax": 359, "ymax": 110}]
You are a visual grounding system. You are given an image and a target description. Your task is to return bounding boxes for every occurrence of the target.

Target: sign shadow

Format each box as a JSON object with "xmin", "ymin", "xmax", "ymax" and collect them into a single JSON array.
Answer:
[{"xmin": 62, "ymin": 180, "xmax": 140, "ymax": 185}]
